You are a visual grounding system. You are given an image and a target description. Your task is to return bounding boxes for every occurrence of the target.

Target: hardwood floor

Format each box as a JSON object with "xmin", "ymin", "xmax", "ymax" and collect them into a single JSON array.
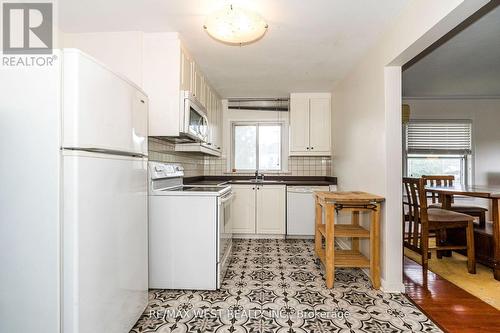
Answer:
[{"xmin": 404, "ymin": 257, "xmax": 500, "ymax": 333}]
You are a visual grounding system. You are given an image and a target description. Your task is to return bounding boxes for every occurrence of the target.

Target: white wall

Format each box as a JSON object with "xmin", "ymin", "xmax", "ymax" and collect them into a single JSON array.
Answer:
[
  {"xmin": 62, "ymin": 31, "xmax": 144, "ymax": 87},
  {"xmin": 330, "ymin": 0, "xmax": 488, "ymax": 292},
  {"xmin": 404, "ymin": 98, "xmax": 500, "ymax": 218},
  {"xmin": 405, "ymin": 98, "xmax": 500, "ymax": 186}
]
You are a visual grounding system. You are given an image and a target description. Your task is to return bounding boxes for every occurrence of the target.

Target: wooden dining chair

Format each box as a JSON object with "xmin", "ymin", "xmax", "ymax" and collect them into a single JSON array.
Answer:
[
  {"xmin": 423, "ymin": 175, "xmax": 487, "ymax": 228},
  {"xmin": 403, "ymin": 177, "xmax": 476, "ymax": 274}
]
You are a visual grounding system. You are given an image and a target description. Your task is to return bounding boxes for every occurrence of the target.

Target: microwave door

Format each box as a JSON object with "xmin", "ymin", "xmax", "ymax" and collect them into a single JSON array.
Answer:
[
  {"xmin": 199, "ymin": 115, "xmax": 208, "ymax": 143},
  {"xmin": 188, "ymin": 107, "xmax": 202, "ymax": 139},
  {"xmin": 188, "ymin": 106, "xmax": 209, "ymax": 143}
]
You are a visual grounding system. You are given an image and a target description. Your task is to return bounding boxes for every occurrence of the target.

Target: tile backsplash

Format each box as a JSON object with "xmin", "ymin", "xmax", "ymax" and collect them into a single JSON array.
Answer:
[
  {"xmin": 149, "ymin": 138, "xmax": 332, "ymax": 177},
  {"xmin": 204, "ymin": 156, "xmax": 332, "ymax": 176},
  {"xmin": 148, "ymin": 138, "xmax": 205, "ymax": 177},
  {"xmin": 288, "ymin": 156, "xmax": 332, "ymax": 176}
]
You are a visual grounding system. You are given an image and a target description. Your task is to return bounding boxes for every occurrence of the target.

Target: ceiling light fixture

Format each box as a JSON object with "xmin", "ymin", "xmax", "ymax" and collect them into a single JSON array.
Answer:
[{"xmin": 203, "ymin": 4, "xmax": 268, "ymax": 46}]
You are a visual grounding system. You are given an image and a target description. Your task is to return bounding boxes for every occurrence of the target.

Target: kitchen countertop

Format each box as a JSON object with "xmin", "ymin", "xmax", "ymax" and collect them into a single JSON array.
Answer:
[{"xmin": 184, "ymin": 176, "xmax": 337, "ymax": 186}]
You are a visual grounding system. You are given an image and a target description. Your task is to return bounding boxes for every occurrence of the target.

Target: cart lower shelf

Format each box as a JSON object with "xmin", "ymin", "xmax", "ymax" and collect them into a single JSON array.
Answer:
[
  {"xmin": 316, "ymin": 248, "xmax": 371, "ymax": 268},
  {"xmin": 317, "ymin": 224, "xmax": 370, "ymax": 238}
]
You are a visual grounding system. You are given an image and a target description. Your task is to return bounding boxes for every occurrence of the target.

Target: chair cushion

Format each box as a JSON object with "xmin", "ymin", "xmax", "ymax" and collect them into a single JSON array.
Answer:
[
  {"xmin": 427, "ymin": 208, "xmax": 475, "ymax": 222},
  {"xmin": 428, "ymin": 203, "xmax": 488, "ymax": 212}
]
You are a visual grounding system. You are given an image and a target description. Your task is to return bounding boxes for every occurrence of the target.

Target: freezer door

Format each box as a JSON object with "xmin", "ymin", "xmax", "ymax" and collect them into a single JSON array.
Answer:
[
  {"xmin": 0, "ymin": 53, "xmax": 62, "ymax": 333},
  {"xmin": 62, "ymin": 49, "xmax": 148, "ymax": 156},
  {"xmin": 62, "ymin": 151, "xmax": 148, "ymax": 333}
]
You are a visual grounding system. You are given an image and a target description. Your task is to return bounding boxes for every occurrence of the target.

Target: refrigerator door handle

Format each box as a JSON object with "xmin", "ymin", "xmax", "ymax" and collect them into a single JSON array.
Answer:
[{"xmin": 63, "ymin": 147, "xmax": 148, "ymax": 158}]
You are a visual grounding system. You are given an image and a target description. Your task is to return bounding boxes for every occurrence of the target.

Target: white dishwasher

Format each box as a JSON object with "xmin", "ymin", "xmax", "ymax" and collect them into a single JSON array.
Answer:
[{"xmin": 287, "ymin": 185, "xmax": 337, "ymax": 236}]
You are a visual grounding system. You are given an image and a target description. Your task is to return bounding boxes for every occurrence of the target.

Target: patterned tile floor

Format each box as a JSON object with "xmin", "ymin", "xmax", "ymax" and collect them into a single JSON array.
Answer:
[{"xmin": 131, "ymin": 239, "xmax": 442, "ymax": 333}]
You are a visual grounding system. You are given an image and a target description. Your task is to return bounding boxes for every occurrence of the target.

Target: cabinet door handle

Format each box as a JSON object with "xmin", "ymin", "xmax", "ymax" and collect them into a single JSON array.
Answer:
[
  {"xmin": 306, "ymin": 147, "xmax": 310, "ymax": 150},
  {"xmin": 311, "ymin": 147, "xmax": 314, "ymax": 150}
]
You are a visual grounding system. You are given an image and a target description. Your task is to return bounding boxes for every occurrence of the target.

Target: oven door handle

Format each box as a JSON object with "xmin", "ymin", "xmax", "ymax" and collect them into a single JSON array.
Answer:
[{"xmin": 220, "ymin": 192, "xmax": 235, "ymax": 204}]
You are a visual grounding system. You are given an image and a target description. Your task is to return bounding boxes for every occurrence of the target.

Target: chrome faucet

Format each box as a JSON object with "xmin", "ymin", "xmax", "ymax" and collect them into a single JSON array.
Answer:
[{"xmin": 255, "ymin": 170, "xmax": 264, "ymax": 182}]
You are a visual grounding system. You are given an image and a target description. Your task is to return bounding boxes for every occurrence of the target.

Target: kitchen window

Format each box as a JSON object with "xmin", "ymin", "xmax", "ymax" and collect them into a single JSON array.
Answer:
[
  {"xmin": 232, "ymin": 123, "xmax": 283, "ymax": 172},
  {"xmin": 404, "ymin": 120, "xmax": 472, "ymax": 185}
]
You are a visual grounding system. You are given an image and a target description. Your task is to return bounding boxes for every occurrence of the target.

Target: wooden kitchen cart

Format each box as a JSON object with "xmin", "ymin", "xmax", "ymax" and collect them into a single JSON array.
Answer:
[{"xmin": 314, "ymin": 191, "xmax": 385, "ymax": 289}]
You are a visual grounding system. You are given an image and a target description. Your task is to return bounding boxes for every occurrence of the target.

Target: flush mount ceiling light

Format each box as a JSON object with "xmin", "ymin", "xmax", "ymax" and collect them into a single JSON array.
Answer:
[{"xmin": 203, "ymin": 5, "xmax": 268, "ymax": 46}]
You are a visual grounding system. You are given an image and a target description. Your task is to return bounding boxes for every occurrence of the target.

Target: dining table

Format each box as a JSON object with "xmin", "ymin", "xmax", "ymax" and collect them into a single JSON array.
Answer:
[{"xmin": 426, "ymin": 185, "xmax": 500, "ymax": 281}]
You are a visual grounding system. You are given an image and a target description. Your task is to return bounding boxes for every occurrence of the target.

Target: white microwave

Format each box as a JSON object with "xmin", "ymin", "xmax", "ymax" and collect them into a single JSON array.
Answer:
[{"xmin": 180, "ymin": 91, "xmax": 209, "ymax": 143}]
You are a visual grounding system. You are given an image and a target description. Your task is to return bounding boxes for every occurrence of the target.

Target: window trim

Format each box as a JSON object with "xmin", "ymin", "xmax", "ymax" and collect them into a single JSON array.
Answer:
[{"xmin": 231, "ymin": 121, "xmax": 285, "ymax": 172}]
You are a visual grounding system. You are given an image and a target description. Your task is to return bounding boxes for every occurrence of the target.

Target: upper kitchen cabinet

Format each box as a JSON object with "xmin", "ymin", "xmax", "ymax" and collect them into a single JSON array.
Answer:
[
  {"xmin": 289, "ymin": 93, "xmax": 331, "ymax": 156},
  {"xmin": 193, "ymin": 63, "xmax": 205, "ymax": 106},
  {"xmin": 143, "ymin": 33, "xmax": 183, "ymax": 137},
  {"xmin": 180, "ymin": 47, "xmax": 192, "ymax": 91},
  {"xmin": 208, "ymin": 91, "xmax": 223, "ymax": 152},
  {"xmin": 309, "ymin": 97, "xmax": 331, "ymax": 153},
  {"xmin": 206, "ymin": 86, "xmax": 215, "ymax": 145},
  {"xmin": 203, "ymin": 81, "xmax": 223, "ymax": 152},
  {"xmin": 289, "ymin": 95, "xmax": 310, "ymax": 152},
  {"xmin": 142, "ymin": 32, "xmax": 223, "ymax": 155},
  {"xmin": 216, "ymin": 98, "xmax": 223, "ymax": 151}
]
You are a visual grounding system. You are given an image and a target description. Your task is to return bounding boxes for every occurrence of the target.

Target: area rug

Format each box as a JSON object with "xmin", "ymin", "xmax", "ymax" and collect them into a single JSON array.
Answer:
[{"xmin": 404, "ymin": 247, "xmax": 500, "ymax": 310}]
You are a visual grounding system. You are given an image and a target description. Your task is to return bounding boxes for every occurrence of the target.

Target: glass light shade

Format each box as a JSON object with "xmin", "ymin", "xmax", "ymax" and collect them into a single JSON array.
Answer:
[{"xmin": 203, "ymin": 5, "xmax": 268, "ymax": 45}]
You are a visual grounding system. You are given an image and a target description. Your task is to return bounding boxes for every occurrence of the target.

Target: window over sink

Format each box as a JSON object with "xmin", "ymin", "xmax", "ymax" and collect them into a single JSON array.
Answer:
[{"xmin": 232, "ymin": 123, "xmax": 283, "ymax": 172}]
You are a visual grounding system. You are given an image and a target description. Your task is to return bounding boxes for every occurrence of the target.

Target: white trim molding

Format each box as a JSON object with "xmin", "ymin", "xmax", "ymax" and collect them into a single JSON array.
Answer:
[
  {"xmin": 403, "ymin": 95, "xmax": 500, "ymax": 100},
  {"xmin": 380, "ymin": 279, "xmax": 406, "ymax": 293}
]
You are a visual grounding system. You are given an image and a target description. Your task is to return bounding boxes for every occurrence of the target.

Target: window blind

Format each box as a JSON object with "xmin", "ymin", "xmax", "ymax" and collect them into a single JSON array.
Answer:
[{"xmin": 406, "ymin": 120, "xmax": 472, "ymax": 155}]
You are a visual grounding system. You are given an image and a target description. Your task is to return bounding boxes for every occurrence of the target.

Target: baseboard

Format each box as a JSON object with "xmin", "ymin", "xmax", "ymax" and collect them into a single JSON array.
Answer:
[
  {"xmin": 286, "ymin": 235, "xmax": 314, "ymax": 240},
  {"xmin": 380, "ymin": 279, "xmax": 405, "ymax": 293}
]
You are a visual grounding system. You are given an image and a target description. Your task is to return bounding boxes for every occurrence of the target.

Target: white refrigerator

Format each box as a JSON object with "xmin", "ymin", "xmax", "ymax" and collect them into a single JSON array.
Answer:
[{"xmin": 0, "ymin": 49, "xmax": 149, "ymax": 333}]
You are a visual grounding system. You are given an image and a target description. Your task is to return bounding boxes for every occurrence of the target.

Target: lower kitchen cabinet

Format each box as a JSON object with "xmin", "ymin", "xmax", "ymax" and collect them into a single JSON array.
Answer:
[
  {"xmin": 256, "ymin": 185, "xmax": 286, "ymax": 234},
  {"xmin": 231, "ymin": 184, "xmax": 285, "ymax": 235},
  {"xmin": 232, "ymin": 185, "xmax": 256, "ymax": 233}
]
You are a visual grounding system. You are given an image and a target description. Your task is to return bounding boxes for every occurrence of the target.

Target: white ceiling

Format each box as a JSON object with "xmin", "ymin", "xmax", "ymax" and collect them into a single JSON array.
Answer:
[
  {"xmin": 58, "ymin": 0, "xmax": 410, "ymax": 98},
  {"xmin": 403, "ymin": 4, "xmax": 500, "ymax": 98}
]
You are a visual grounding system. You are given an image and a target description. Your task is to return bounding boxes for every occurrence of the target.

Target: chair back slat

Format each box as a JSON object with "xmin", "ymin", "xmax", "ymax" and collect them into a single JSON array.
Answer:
[
  {"xmin": 422, "ymin": 175, "xmax": 454, "ymax": 203},
  {"xmin": 403, "ymin": 177, "xmax": 429, "ymax": 254}
]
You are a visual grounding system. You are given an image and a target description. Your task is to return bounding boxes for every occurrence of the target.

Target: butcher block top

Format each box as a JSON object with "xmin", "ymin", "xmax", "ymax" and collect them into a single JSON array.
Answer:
[{"xmin": 314, "ymin": 191, "xmax": 385, "ymax": 203}]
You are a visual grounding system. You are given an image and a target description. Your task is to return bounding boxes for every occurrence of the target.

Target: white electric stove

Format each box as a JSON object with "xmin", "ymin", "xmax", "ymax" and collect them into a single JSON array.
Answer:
[{"xmin": 148, "ymin": 162, "xmax": 233, "ymax": 290}]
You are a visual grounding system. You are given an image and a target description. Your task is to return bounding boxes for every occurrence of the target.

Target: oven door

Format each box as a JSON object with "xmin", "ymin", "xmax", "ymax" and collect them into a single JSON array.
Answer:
[
  {"xmin": 217, "ymin": 191, "xmax": 234, "ymax": 287},
  {"xmin": 183, "ymin": 98, "xmax": 208, "ymax": 142}
]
